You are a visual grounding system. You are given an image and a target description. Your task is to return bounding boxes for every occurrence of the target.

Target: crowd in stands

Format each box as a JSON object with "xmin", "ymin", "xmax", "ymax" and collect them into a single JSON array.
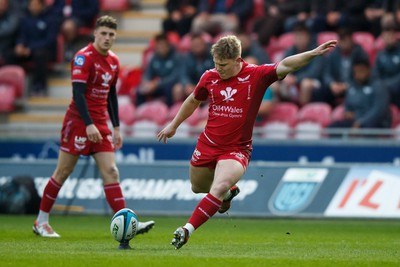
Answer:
[
  {"xmin": 3, "ymin": 0, "xmax": 400, "ymax": 138},
  {"xmin": 0, "ymin": 0, "xmax": 100, "ymax": 96},
  {"xmin": 138, "ymin": 0, "xmax": 400, "ymax": 138}
]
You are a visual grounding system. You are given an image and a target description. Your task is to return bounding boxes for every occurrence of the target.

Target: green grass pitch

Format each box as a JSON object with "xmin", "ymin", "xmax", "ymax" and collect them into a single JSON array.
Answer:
[{"xmin": 0, "ymin": 215, "xmax": 399, "ymax": 267}]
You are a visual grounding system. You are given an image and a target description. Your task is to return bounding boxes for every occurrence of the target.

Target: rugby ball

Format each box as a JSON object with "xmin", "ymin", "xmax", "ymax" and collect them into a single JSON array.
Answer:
[{"xmin": 110, "ymin": 208, "xmax": 138, "ymax": 242}]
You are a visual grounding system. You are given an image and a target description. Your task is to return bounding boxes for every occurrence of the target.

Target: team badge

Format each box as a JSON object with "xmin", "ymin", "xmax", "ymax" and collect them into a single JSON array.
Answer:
[
  {"xmin": 268, "ymin": 168, "xmax": 328, "ymax": 215},
  {"xmin": 74, "ymin": 55, "xmax": 85, "ymax": 66}
]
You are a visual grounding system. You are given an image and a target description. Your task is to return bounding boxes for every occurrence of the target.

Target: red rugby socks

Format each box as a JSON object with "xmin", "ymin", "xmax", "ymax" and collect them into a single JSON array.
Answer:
[
  {"xmin": 188, "ymin": 193, "xmax": 222, "ymax": 230},
  {"xmin": 104, "ymin": 182, "xmax": 126, "ymax": 213}
]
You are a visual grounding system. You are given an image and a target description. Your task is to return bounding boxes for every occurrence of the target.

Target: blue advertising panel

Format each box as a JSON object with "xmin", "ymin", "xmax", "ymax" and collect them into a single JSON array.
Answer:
[
  {"xmin": 0, "ymin": 160, "xmax": 349, "ymax": 217},
  {"xmin": 1, "ymin": 138, "xmax": 399, "ymax": 163}
]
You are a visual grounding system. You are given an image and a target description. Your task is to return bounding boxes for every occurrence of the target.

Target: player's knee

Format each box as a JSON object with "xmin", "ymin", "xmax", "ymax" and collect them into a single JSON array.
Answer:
[{"xmin": 105, "ymin": 165, "xmax": 120, "ymax": 182}]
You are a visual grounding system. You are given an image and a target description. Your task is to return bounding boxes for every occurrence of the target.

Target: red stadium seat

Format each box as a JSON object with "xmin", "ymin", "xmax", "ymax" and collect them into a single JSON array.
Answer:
[
  {"xmin": 135, "ymin": 100, "xmax": 169, "ymax": 125},
  {"xmin": 118, "ymin": 102, "xmax": 136, "ymax": 126},
  {"xmin": 296, "ymin": 102, "xmax": 332, "ymax": 127},
  {"xmin": 262, "ymin": 102, "xmax": 299, "ymax": 126},
  {"xmin": 278, "ymin": 32, "xmax": 295, "ymax": 51},
  {"xmin": 390, "ymin": 105, "xmax": 400, "ymax": 128},
  {"xmin": 0, "ymin": 65, "xmax": 25, "ymax": 98},
  {"xmin": 352, "ymin": 31, "xmax": 376, "ymax": 63},
  {"xmin": 0, "ymin": 84, "xmax": 17, "ymax": 112},
  {"xmin": 177, "ymin": 32, "xmax": 212, "ymax": 53},
  {"xmin": 294, "ymin": 103, "xmax": 331, "ymax": 139},
  {"xmin": 131, "ymin": 120, "xmax": 159, "ymax": 138},
  {"xmin": 331, "ymin": 104, "xmax": 345, "ymax": 122},
  {"xmin": 100, "ymin": 0, "xmax": 129, "ymax": 11},
  {"xmin": 317, "ymin": 31, "xmax": 339, "ymax": 45}
]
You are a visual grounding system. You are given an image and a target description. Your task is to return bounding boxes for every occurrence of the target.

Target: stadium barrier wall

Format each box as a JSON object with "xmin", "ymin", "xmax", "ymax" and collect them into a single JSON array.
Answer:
[
  {"xmin": 0, "ymin": 160, "xmax": 399, "ymax": 218},
  {"xmin": 1, "ymin": 138, "xmax": 400, "ymax": 164}
]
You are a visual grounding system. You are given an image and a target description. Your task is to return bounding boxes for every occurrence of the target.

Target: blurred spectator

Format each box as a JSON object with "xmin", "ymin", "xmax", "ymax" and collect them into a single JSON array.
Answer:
[
  {"xmin": 316, "ymin": 0, "xmax": 382, "ymax": 34},
  {"xmin": 136, "ymin": 33, "xmax": 182, "ymax": 107},
  {"xmin": 9, "ymin": 0, "xmax": 29, "ymax": 18},
  {"xmin": 272, "ymin": 22, "xmax": 322, "ymax": 106},
  {"xmin": 373, "ymin": 21, "xmax": 400, "ymax": 109},
  {"xmin": 328, "ymin": 56, "xmax": 391, "ymax": 130},
  {"xmin": 191, "ymin": 0, "xmax": 253, "ymax": 36},
  {"xmin": 236, "ymin": 30, "xmax": 270, "ymax": 64},
  {"xmin": 163, "ymin": 0, "xmax": 199, "ymax": 37},
  {"xmin": 13, "ymin": 0, "xmax": 58, "ymax": 96},
  {"xmin": 0, "ymin": 0, "xmax": 19, "ymax": 66},
  {"xmin": 313, "ymin": 27, "xmax": 370, "ymax": 107},
  {"xmin": 252, "ymin": 0, "xmax": 309, "ymax": 46},
  {"xmin": 51, "ymin": 0, "xmax": 100, "ymax": 61},
  {"xmin": 381, "ymin": 0, "xmax": 400, "ymax": 30},
  {"xmin": 173, "ymin": 32, "xmax": 213, "ymax": 102}
]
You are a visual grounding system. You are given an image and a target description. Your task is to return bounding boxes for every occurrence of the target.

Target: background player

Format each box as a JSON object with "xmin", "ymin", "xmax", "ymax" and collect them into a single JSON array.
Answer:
[
  {"xmin": 157, "ymin": 35, "xmax": 336, "ymax": 249},
  {"xmin": 32, "ymin": 16, "xmax": 154, "ymax": 247}
]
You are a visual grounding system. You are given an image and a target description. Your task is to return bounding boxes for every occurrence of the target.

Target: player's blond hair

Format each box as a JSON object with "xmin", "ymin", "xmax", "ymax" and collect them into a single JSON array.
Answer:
[
  {"xmin": 95, "ymin": 15, "xmax": 118, "ymax": 30},
  {"xmin": 210, "ymin": 35, "xmax": 242, "ymax": 60}
]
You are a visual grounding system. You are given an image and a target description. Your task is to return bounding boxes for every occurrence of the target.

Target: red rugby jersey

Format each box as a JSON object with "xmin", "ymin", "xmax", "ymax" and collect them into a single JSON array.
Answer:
[
  {"xmin": 66, "ymin": 43, "xmax": 120, "ymax": 123},
  {"xmin": 193, "ymin": 60, "xmax": 278, "ymax": 147}
]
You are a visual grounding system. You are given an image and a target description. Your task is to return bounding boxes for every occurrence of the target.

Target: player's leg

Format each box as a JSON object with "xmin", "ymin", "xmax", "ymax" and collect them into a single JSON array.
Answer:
[
  {"xmin": 171, "ymin": 161, "xmax": 244, "ymax": 249},
  {"xmin": 93, "ymin": 152, "xmax": 155, "ymax": 235},
  {"xmin": 33, "ymin": 151, "xmax": 79, "ymax": 237},
  {"xmin": 93, "ymin": 151, "xmax": 125, "ymax": 212}
]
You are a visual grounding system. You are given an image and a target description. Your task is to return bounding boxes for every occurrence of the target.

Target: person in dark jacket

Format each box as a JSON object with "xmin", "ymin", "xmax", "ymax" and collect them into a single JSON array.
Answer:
[
  {"xmin": 173, "ymin": 32, "xmax": 214, "ymax": 102},
  {"xmin": 373, "ymin": 21, "xmax": 400, "ymax": 108},
  {"xmin": 163, "ymin": 0, "xmax": 199, "ymax": 37},
  {"xmin": 13, "ymin": 0, "xmax": 58, "ymax": 96},
  {"xmin": 51, "ymin": 0, "xmax": 99, "ymax": 61},
  {"xmin": 328, "ymin": 56, "xmax": 391, "ymax": 130},
  {"xmin": 302, "ymin": 27, "xmax": 370, "ymax": 107},
  {"xmin": 0, "ymin": 0, "xmax": 19, "ymax": 66},
  {"xmin": 191, "ymin": 0, "xmax": 253, "ymax": 36},
  {"xmin": 136, "ymin": 33, "xmax": 182, "ymax": 107}
]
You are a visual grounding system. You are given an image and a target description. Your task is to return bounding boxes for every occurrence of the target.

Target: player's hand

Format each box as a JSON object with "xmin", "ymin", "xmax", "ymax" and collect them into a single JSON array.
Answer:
[
  {"xmin": 113, "ymin": 127, "xmax": 123, "ymax": 150},
  {"xmin": 86, "ymin": 124, "xmax": 103, "ymax": 143},
  {"xmin": 157, "ymin": 123, "xmax": 177, "ymax": 144},
  {"xmin": 313, "ymin": 40, "xmax": 337, "ymax": 56}
]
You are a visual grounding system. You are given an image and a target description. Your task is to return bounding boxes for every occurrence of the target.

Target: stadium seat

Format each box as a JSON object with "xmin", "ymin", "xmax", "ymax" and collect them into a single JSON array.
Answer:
[
  {"xmin": 331, "ymin": 104, "xmax": 345, "ymax": 122},
  {"xmin": 352, "ymin": 31, "xmax": 375, "ymax": 63},
  {"xmin": 317, "ymin": 31, "xmax": 339, "ymax": 45},
  {"xmin": 262, "ymin": 102, "xmax": 299, "ymax": 126},
  {"xmin": 0, "ymin": 84, "xmax": 17, "ymax": 112},
  {"xmin": 0, "ymin": 65, "xmax": 25, "ymax": 98},
  {"xmin": 118, "ymin": 101, "xmax": 136, "ymax": 126},
  {"xmin": 267, "ymin": 32, "xmax": 295, "ymax": 62},
  {"xmin": 278, "ymin": 32, "xmax": 295, "ymax": 51},
  {"xmin": 390, "ymin": 105, "xmax": 400, "ymax": 128},
  {"xmin": 294, "ymin": 102, "xmax": 332, "ymax": 139},
  {"xmin": 294, "ymin": 121, "xmax": 324, "ymax": 139},
  {"xmin": 260, "ymin": 121, "xmax": 292, "ymax": 139},
  {"xmin": 259, "ymin": 102, "xmax": 298, "ymax": 139},
  {"xmin": 131, "ymin": 120, "xmax": 159, "ymax": 138},
  {"xmin": 135, "ymin": 100, "xmax": 169, "ymax": 125},
  {"xmin": 100, "ymin": 0, "xmax": 129, "ymax": 11},
  {"xmin": 296, "ymin": 102, "xmax": 332, "ymax": 127},
  {"xmin": 177, "ymin": 32, "xmax": 212, "ymax": 53}
]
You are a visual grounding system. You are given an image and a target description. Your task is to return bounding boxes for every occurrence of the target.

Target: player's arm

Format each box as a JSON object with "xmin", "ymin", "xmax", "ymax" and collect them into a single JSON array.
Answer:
[
  {"xmin": 107, "ymin": 85, "xmax": 122, "ymax": 149},
  {"xmin": 73, "ymin": 82, "xmax": 102, "ymax": 143},
  {"xmin": 276, "ymin": 40, "xmax": 337, "ymax": 79},
  {"xmin": 157, "ymin": 93, "xmax": 201, "ymax": 143}
]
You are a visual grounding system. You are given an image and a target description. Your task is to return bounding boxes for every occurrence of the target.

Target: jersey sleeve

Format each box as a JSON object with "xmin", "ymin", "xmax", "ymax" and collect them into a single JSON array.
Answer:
[
  {"xmin": 71, "ymin": 53, "xmax": 92, "ymax": 84},
  {"xmin": 193, "ymin": 71, "xmax": 210, "ymax": 101},
  {"xmin": 258, "ymin": 63, "xmax": 279, "ymax": 84}
]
